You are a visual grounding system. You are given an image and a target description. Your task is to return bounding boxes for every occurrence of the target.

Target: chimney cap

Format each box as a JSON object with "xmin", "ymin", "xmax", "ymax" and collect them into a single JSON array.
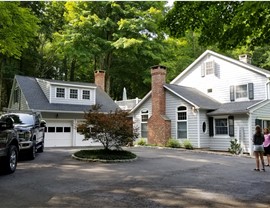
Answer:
[
  {"xmin": 95, "ymin": 70, "xmax": 105, "ymax": 73},
  {"xmin": 151, "ymin": 65, "xmax": 167, "ymax": 70}
]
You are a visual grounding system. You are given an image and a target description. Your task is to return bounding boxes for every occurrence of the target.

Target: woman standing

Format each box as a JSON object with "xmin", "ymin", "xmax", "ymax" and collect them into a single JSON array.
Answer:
[
  {"xmin": 263, "ymin": 128, "xmax": 270, "ymax": 167},
  {"xmin": 253, "ymin": 125, "xmax": 265, "ymax": 171}
]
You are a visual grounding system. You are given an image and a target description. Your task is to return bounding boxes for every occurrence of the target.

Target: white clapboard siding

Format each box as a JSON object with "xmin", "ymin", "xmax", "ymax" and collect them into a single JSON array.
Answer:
[
  {"xmin": 37, "ymin": 79, "xmax": 50, "ymax": 101},
  {"xmin": 199, "ymin": 110, "xmax": 210, "ymax": 148},
  {"xmin": 165, "ymin": 90, "xmax": 198, "ymax": 147},
  {"xmin": 9, "ymin": 80, "xmax": 29, "ymax": 111},
  {"xmin": 174, "ymin": 55, "xmax": 268, "ymax": 103}
]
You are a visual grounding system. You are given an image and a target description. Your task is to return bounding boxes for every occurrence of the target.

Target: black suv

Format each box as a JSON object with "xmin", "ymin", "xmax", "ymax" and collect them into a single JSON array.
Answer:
[
  {"xmin": 0, "ymin": 112, "xmax": 46, "ymax": 160},
  {"xmin": 0, "ymin": 117, "xmax": 19, "ymax": 174}
]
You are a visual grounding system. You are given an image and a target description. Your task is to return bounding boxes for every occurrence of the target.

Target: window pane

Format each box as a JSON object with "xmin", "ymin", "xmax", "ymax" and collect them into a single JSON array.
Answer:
[
  {"xmin": 177, "ymin": 122, "xmax": 187, "ymax": 139},
  {"xmin": 64, "ymin": 127, "xmax": 71, "ymax": 132},
  {"xmin": 56, "ymin": 88, "xmax": 65, "ymax": 98},
  {"xmin": 48, "ymin": 127, "xmax": 55, "ymax": 132},
  {"xmin": 178, "ymin": 112, "xmax": 186, "ymax": 120},
  {"xmin": 236, "ymin": 85, "xmax": 247, "ymax": 98},
  {"xmin": 178, "ymin": 106, "xmax": 186, "ymax": 111},
  {"xmin": 141, "ymin": 115, "xmax": 148, "ymax": 122},
  {"xmin": 82, "ymin": 90, "xmax": 90, "ymax": 100},
  {"xmin": 70, "ymin": 89, "xmax": 78, "ymax": 99},
  {"xmin": 141, "ymin": 123, "xmax": 148, "ymax": 138},
  {"xmin": 215, "ymin": 119, "xmax": 228, "ymax": 135},
  {"xmin": 56, "ymin": 127, "xmax": 63, "ymax": 132}
]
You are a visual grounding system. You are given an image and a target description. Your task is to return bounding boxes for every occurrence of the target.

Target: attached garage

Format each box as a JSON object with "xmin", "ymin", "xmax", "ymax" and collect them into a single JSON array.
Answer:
[{"xmin": 45, "ymin": 120, "xmax": 73, "ymax": 147}]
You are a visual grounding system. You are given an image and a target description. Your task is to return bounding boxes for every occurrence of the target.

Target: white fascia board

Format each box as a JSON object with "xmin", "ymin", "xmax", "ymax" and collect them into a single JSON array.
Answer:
[
  {"xmin": 248, "ymin": 99, "xmax": 270, "ymax": 113},
  {"xmin": 170, "ymin": 50, "xmax": 211, "ymax": 84},
  {"xmin": 171, "ymin": 50, "xmax": 270, "ymax": 84}
]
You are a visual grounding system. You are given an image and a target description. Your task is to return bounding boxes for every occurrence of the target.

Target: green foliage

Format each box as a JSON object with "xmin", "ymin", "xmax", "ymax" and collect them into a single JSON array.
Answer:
[
  {"xmin": 182, "ymin": 139, "xmax": 193, "ymax": 150},
  {"xmin": 166, "ymin": 138, "xmax": 181, "ymax": 148},
  {"xmin": 136, "ymin": 138, "xmax": 147, "ymax": 146},
  {"xmin": 74, "ymin": 149, "xmax": 137, "ymax": 160},
  {"xmin": 0, "ymin": 2, "xmax": 39, "ymax": 58},
  {"xmin": 228, "ymin": 138, "xmax": 242, "ymax": 155},
  {"xmin": 165, "ymin": 1, "xmax": 270, "ymax": 50},
  {"xmin": 77, "ymin": 105, "xmax": 138, "ymax": 150}
]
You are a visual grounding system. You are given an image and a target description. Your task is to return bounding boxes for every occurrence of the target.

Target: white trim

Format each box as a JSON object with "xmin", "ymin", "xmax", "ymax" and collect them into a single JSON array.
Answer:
[
  {"xmin": 248, "ymin": 99, "xmax": 270, "ymax": 112},
  {"xmin": 50, "ymin": 82, "xmax": 96, "ymax": 89},
  {"xmin": 170, "ymin": 50, "xmax": 270, "ymax": 84},
  {"xmin": 197, "ymin": 109, "xmax": 200, "ymax": 148},
  {"xmin": 176, "ymin": 105, "xmax": 188, "ymax": 139},
  {"xmin": 248, "ymin": 113, "xmax": 252, "ymax": 155}
]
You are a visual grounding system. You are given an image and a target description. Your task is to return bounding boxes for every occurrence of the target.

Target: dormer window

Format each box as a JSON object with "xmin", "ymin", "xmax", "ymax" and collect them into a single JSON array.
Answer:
[
  {"xmin": 56, "ymin": 88, "xmax": 65, "ymax": 98},
  {"xmin": 69, "ymin": 89, "xmax": 78, "ymax": 99},
  {"xmin": 82, "ymin": 90, "xmax": 90, "ymax": 100}
]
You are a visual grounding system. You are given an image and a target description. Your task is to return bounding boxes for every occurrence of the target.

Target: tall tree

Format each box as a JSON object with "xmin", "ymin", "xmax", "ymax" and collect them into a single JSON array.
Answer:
[
  {"xmin": 164, "ymin": 1, "xmax": 270, "ymax": 50},
  {"xmin": 0, "ymin": 2, "xmax": 39, "ymax": 109}
]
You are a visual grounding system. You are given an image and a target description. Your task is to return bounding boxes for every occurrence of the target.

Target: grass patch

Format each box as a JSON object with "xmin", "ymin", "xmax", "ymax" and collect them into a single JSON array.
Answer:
[{"xmin": 74, "ymin": 149, "xmax": 137, "ymax": 160}]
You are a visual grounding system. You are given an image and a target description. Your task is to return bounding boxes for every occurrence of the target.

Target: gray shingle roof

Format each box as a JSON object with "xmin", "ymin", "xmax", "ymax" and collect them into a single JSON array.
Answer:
[
  {"xmin": 164, "ymin": 84, "xmax": 221, "ymax": 110},
  {"xmin": 15, "ymin": 75, "xmax": 118, "ymax": 113},
  {"xmin": 207, "ymin": 100, "xmax": 262, "ymax": 116}
]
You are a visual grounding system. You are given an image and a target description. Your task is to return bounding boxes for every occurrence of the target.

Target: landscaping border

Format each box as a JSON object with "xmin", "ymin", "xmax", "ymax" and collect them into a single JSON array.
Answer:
[{"xmin": 71, "ymin": 153, "xmax": 138, "ymax": 163}]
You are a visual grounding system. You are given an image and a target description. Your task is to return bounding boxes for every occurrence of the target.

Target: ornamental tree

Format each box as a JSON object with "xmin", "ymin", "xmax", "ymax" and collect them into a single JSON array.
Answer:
[{"xmin": 77, "ymin": 105, "xmax": 138, "ymax": 150}]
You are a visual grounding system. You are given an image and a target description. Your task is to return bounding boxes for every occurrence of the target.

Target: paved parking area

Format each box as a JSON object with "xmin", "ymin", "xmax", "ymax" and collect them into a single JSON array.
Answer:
[{"xmin": 0, "ymin": 147, "xmax": 269, "ymax": 208}]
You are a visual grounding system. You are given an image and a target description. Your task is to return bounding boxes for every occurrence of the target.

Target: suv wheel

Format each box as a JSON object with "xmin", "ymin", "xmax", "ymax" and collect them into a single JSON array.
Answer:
[
  {"xmin": 4, "ymin": 145, "xmax": 18, "ymax": 174},
  {"xmin": 29, "ymin": 143, "xmax": 36, "ymax": 160}
]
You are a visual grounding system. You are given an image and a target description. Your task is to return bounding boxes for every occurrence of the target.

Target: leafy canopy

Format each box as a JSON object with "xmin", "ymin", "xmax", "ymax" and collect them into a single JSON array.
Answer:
[{"xmin": 164, "ymin": 1, "xmax": 270, "ymax": 50}]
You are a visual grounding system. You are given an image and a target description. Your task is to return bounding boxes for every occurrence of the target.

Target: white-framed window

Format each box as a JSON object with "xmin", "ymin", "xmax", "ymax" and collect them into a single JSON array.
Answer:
[
  {"xmin": 205, "ymin": 61, "xmax": 215, "ymax": 75},
  {"xmin": 141, "ymin": 109, "xmax": 149, "ymax": 138},
  {"xmin": 56, "ymin": 88, "xmax": 65, "ymax": 98},
  {"xmin": 177, "ymin": 106, "xmax": 187, "ymax": 139},
  {"xmin": 69, "ymin": 89, "xmax": 78, "ymax": 99},
  {"xmin": 82, "ymin": 90, "xmax": 90, "ymax": 100},
  {"xmin": 235, "ymin": 84, "xmax": 247, "ymax": 99},
  {"xmin": 215, "ymin": 118, "xmax": 228, "ymax": 135}
]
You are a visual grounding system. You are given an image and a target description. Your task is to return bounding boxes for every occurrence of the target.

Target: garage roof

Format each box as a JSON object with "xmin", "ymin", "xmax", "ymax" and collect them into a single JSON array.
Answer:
[{"xmin": 15, "ymin": 75, "xmax": 119, "ymax": 113}]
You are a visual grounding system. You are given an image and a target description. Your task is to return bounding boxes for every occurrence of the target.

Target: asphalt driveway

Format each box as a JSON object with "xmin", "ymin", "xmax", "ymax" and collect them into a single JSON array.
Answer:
[{"xmin": 0, "ymin": 147, "xmax": 269, "ymax": 208}]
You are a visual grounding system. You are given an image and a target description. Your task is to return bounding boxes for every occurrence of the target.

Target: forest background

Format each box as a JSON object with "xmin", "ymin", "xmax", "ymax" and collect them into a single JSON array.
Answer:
[{"xmin": 1, "ymin": 1, "xmax": 270, "ymax": 110}]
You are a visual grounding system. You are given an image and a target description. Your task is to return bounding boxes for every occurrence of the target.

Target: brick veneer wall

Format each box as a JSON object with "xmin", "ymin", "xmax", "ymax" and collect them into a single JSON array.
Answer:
[
  {"xmin": 148, "ymin": 65, "xmax": 171, "ymax": 145},
  {"xmin": 94, "ymin": 70, "xmax": 105, "ymax": 91}
]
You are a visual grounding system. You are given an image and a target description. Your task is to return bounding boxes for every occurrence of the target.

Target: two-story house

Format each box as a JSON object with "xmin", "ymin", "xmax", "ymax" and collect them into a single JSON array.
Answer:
[
  {"xmin": 131, "ymin": 50, "xmax": 270, "ymax": 154},
  {"xmin": 7, "ymin": 70, "xmax": 119, "ymax": 147}
]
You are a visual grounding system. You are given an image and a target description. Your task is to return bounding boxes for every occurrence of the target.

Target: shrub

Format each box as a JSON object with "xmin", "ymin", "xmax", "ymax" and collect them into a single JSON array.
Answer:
[
  {"xmin": 137, "ymin": 138, "xmax": 147, "ymax": 146},
  {"xmin": 77, "ymin": 105, "xmax": 138, "ymax": 150},
  {"xmin": 74, "ymin": 149, "xmax": 137, "ymax": 160},
  {"xmin": 228, "ymin": 138, "xmax": 242, "ymax": 155},
  {"xmin": 182, "ymin": 139, "xmax": 193, "ymax": 149},
  {"xmin": 166, "ymin": 138, "xmax": 181, "ymax": 148}
]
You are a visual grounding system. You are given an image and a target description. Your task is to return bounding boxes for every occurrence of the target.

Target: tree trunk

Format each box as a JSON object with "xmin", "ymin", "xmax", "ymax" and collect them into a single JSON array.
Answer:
[
  {"xmin": 70, "ymin": 58, "xmax": 76, "ymax": 81},
  {"xmin": 63, "ymin": 56, "xmax": 68, "ymax": 81}
]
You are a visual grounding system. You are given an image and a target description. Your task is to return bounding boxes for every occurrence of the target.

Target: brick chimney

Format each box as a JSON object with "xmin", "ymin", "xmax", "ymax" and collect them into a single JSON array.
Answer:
[
  {"xmin": 94, "ymin": 70, "xmax": 105, "ymax": 91},
  {"xmin": 148, "ymin": 65, "xmax": 171, "ymax": 146}
]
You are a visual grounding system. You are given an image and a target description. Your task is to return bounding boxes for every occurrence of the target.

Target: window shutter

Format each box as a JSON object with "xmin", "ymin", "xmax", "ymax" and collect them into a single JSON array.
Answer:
[
  {"xmin": 209, "ymin": 117, "xmax": 214, "ymax": 137},
  {"xmin": 228, "ymin": 116, "xmax": 234, "ymax": 137},
  {"xmin": 230, "ymin": 86, "xmax": 235, "ymax": 101},
  {"xmin": 248, "ymin": 83, "xmax": 254, "ymax": 100},
  {"xmin": 201, "ymin": 63, "xmax": 205, "ymax": 77},
  {"xmin": 255, "ymin": 119, "xmax": 262, "ymax": 127}
]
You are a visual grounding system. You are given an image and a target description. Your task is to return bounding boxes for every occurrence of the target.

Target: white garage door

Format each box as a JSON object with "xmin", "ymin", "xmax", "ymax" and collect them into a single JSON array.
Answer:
[{"xmin": 45, "ymin": 120, "xmax": 73, "ymax": 147}]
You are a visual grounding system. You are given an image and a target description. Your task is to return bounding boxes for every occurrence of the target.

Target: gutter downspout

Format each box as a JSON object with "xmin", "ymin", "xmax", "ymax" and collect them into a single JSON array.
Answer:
[
  {"xmin": 247, "ymin": 112, "xmax": 253, "ymax": 156},
  {"xmin": 197, "ymin": 109, "xmax": 200, "ymax": 148}
]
